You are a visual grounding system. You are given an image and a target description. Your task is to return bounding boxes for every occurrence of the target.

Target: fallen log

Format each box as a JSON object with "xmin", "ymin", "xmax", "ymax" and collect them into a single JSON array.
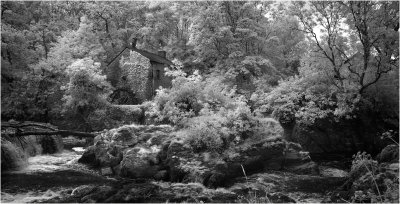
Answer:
[
  {"xmin": 1, "ymin": 121, "xmax": 97, "ymax": 138},
  {"xmin": 13, "ymin": 130, "xmax": 96, "ymax": 138},
  {"xmin": 2, "ymin": 121, "xmax": 58, "ymax": 131}
]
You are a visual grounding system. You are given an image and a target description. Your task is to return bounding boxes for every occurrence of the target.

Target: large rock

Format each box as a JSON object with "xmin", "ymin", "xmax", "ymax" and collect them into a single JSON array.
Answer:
[
  {"xmin": 165, "ymin": 137, "xmax": 310, "ymax": 187},
  {"xmin": 118, "ymin": 146, "xmax": 161, "ymax": 178},
  {"xmin": 319, "ymin": 166, "xmax": 349, "ymax": 178},
  {"xmin": 39, "ymin": 135, "xmax": 64, "ymax": 154},
  {"xmin": 79, "ymin": 124, "xmax": 174, "ymax": 176},
  {"xmin": 79, "ymin": 123, "xmax": 309, "ymax": 187},
  {"xmin": 78, "ymin": 142, "xmax": 123, "ymax": 168},
  {"xmin": 287, "ymin": 116, "xmax": 389, "ymax": 159},
  {"xmin": 376, "ymin": 144, "xmax": 399, "ymax": 163}
]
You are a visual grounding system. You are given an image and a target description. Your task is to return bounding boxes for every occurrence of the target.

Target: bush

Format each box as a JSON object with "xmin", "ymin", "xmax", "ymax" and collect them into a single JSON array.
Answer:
[
  {"xmin": 183, "ymin": 101, "xmax": 263, "ymax": 152},
  {"xmin": 253, "ymin": 74, "xmax": 361, "ymax": 125},
  {"xmin": 62, "ymin": 57, "xmax": 113, "ymax": 131},
  {"xmin": 149, "ymin": 66, "xmax": 239, "ymax": 126},
  {"xmin": 349, "ymin": 151, "xmax": 399, "ymax": 203},
  {"xmin": 149, "ymin": 64, "xmax": 278, "ymax": 152},
  {"xmin": 184, "ymin": 115, "xmax": 226, "ymax": 152},
  {"xmin": 350, "ymin": 152, "xmax": 378, "ymax": 180}
]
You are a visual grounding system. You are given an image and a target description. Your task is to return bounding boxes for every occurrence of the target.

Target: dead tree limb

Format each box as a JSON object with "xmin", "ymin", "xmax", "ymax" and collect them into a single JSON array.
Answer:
[
  {"xmin": 13, "ymin": 130, "xmax": 96, "ymax": 138},
  {"xmin": 1, "ymin": 121, "xmax": 97, "ymax": 138}
]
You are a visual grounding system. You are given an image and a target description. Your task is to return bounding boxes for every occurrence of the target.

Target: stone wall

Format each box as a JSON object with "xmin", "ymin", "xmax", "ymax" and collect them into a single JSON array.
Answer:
[
  {"xmin": 115, "ymin": 51, "xmax": 172, "ymax": 103},
  {"xmin": 118, "ymin": 51, "xmax": 152, "ymax": 102}
]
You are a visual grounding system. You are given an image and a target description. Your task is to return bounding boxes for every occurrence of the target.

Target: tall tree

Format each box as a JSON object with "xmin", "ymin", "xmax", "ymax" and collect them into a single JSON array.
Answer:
[{"xmin": 290, "ymin": 1, "xmax": 399, "ymax": 94}]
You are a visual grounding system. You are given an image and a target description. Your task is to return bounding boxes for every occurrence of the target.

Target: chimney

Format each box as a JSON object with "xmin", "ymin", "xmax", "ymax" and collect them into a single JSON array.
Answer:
[{"xmin": 157, "ymin": 50, "xmax": 166, "ymax": 58}]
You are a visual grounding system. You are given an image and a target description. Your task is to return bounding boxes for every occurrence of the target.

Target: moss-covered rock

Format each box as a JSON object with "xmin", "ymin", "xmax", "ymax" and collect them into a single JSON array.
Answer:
[{"xmin": 376, "ymin": 144, "xmax": 399, "ymax": 163}]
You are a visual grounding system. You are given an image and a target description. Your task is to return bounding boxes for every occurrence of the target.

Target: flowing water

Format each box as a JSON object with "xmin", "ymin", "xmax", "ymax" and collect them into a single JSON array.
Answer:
[
  {"xmin": 1, "ymin": 148, "xmax": 113, "ymax": 203},
  {"xmin": 0, "ymin": 145, "xmax": 347, "ymax": 203}
]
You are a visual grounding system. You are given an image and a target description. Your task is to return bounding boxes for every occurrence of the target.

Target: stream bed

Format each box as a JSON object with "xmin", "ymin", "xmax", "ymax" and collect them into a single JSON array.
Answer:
[
  {"xmin": 1, "ymin": 148, "xmax": 347, "ymax": 203},
  {"xmin": 1, "ymin": 149, "xmax": 114, "ymax": 203}
]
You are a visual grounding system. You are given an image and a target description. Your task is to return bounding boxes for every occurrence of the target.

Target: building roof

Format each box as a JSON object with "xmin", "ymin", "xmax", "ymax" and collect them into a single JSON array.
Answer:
[
  {"xmin": 131, "ymin": 48, "xmax": 173, "ymax": 66},
  {"xmin": 107, "ymin": 47, "xmax": 173, "ymax": 67}
]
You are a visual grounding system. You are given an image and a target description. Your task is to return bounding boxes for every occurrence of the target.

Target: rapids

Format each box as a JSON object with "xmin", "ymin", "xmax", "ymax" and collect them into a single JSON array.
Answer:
[{"xmin": 1, "ymin": 149, "xmax": 114, "ymax": 203}]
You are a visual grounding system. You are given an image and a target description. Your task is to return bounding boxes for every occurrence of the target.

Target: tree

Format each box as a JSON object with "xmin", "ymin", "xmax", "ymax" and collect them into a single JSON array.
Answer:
[
  {"xmin": 290, "ymin": 1, "xmax": 399, "ymax": 94},
  {"xmin": 344, "ymin": 1, "xmax": 399, "ymax": 94},
  {"xmin": 1, "ymin": 1, "xmax": 84, "ymax": 121},
  {"xmin": 62, "ymin": 57, "xmax": 112, "ymax": 131}
]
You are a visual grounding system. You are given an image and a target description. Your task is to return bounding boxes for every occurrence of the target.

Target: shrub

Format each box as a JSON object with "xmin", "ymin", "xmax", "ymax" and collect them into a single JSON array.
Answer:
[
  {"xmin": 350, "ymin": 152, "xmax": 378, "ymax": 180},
  {"xmin": 220, "ymin": 101, "xmax": 260, "ymax": 142},
  {"xmin": 349, "ymin": 151, "xmax": 399, "ymax": 203},
  {"xmin": 184, "ymin": 101, "xmax": 263, "ymax": 152},
  {"xmin": 62, "ymin": 57, "xmax": 113, "ymax": 131},
  {"xmin": 150, "ymin": 66, "xmax": 239, "ymax": 126},
  {"xmin": 253, "ymin": 74, "xmax": 361, "ymax": 125},
  {"xmin": 184, "ymin": 115, "xmax": 226, "ymax": 152}
]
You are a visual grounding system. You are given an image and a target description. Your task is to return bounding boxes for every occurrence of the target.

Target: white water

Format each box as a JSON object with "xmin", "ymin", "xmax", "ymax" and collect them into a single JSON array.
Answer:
[
  {"xmin": 10, "ymin": 150, "xmax": 81, "ymax": 174},
  {"xmin": 1, "ymin": 148, "xmax": 103, "ymax": 203},
  {"xmin": 1, "ymin": 189, "xmax": 64, "ymax": 203}
]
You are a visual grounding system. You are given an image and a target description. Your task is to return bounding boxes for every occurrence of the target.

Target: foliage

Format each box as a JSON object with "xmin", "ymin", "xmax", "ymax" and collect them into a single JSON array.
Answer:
[
  {"xmin": 183, "ymin": 98, "xmax": 261, "ymax": 152},
  {"xmin": 253, "ymin": 68, "xmax": 362, "ymax": 125},
  {"xmin": 1, "ymin": 73, "xmax": 59, "ymax": 121},
  {"xmin": 350, "ymin": 152, "xmax": 378, "ymax": 180},
  {"xmin": 1, "ymin": 11, "xmax": 106, "ymax": 122},
  {"xmin": 349, "ymin": 151, "xmax": 399, "ymax": 203},
  {"xmin": 249, "ymin": 1, "xmax": 398, "ymax": 127},
  {"xmin": 149, "ymin": 65, "xmax": 236, "ymax": 125},
  {"xmin": 290, "ymin": 1, "xmax": 399, "ymax": 94},
  {"xmin": 62, "ymin": 57, "xmax": 112, "ymax": 131},
  {"xmin": 183, "ymin": 115, "xmax": 226, "ymax": 153}
]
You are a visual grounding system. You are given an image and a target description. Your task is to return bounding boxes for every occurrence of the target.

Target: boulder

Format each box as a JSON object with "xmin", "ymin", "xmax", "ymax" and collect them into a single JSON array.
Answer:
[
  {"xmin": 71, "ymin": 185, "xmax": 97, "ymax": 198},
  {"xmin": 111, "ymin": 127, "xmax": 138, "ymax": 146},
  {"xmin": 319, "ymin": 166, "xmax": 349, "ymax": 178},
  {"xmin": 376, "ymin": 144, "xmax": 399, "ymax": 163},
  {"xmin": 78, "ymin": 146, "xmax": 97, "ymax": 165},
  {"xmin": 78, "ymin": 142, "xmax": 123, "ymax": 168},
  {"xmin": 39, "ymin": 135, "xmax": 64, "ymax": 154},
  {"xmin": 79, "ymin": 124, "xmax": 175, "ymax": 179},
  {"xmin": 166, "ymin": 137, "xmax": 310, "ymax": 187},
  {"xmin": 119, "ymin": 146, "xmax": 161, "ymax": 178}
]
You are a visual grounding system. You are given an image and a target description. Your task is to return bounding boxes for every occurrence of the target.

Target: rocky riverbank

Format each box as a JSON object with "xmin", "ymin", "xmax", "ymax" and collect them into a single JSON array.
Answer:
[{"xmin": 2, "ymin": 122, "xmax": 397, "ymax": 203}]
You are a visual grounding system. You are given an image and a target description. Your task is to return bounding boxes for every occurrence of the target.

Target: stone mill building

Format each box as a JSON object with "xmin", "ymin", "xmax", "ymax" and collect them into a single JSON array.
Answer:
[{"xmin": 107, "ymin": 41, "xmax": 173, "ymax": 104}]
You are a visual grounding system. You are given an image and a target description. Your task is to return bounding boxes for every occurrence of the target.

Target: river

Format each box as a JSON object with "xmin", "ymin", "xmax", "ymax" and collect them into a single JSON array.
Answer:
[
  {"xmin": 0, "ymin": 146, "xmax": 348, "ymax": 203},
  {"xmin": 1, "ymin": 148, "xmax": 114, "ymax": 203}
]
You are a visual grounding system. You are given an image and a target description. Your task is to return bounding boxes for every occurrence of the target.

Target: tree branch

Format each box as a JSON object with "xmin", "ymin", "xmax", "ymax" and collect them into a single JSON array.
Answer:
[{"xmin": 2, "ymin": 121, "xmax": 97, "ymax": 138}]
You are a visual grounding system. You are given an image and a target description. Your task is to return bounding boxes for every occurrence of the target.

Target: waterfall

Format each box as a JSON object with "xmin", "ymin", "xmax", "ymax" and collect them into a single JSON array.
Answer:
[
  {"xmin": 1, "ymin": 135, "xmax": 65, "ymax": 171},
  {"xmin": 1, "ymin": 140, "xmax": 28, "ymax": 171}
]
